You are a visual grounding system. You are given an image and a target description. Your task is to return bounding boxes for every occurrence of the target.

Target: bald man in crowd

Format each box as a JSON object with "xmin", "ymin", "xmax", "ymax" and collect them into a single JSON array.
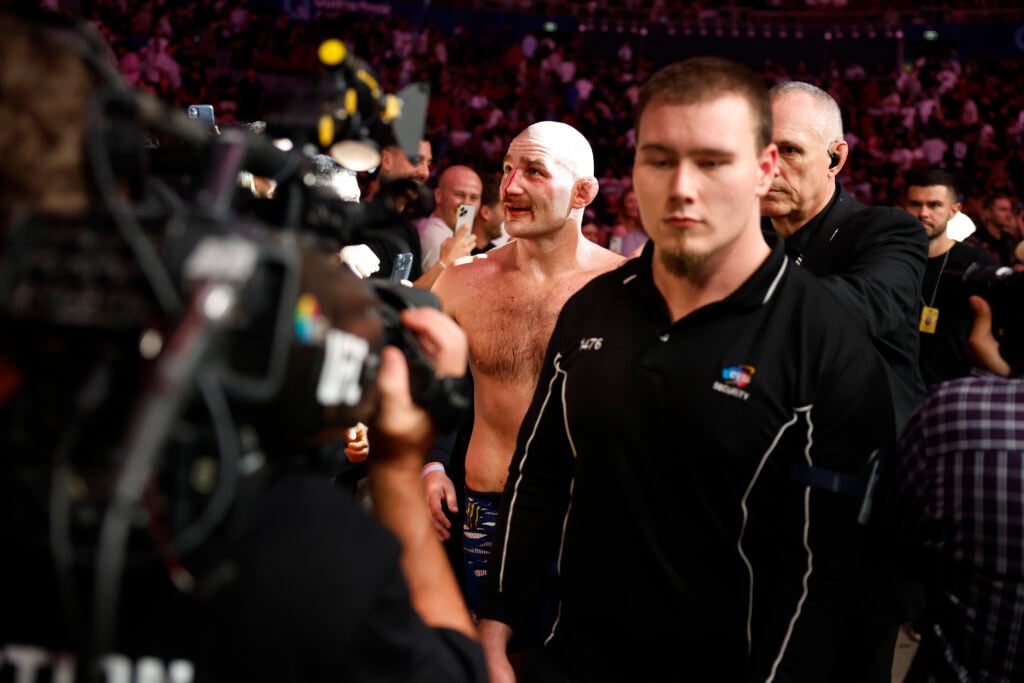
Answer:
[
  {"xmin": 424, "ymin": 121, "xmax": 624, "ymax": 621},
  {"xmin": 761, "ymin": 81, "xmax": 928, "ymax": 683},
  {"xmin": 416, "ymin": 164, "xmax": 482, "ymax": 289}
]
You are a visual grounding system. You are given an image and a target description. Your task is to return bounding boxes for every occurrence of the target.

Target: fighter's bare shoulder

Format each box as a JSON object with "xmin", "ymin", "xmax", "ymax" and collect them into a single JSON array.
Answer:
[{"xmin": 431, "ymin": 243, "xmax": 514, "ymax": 315}]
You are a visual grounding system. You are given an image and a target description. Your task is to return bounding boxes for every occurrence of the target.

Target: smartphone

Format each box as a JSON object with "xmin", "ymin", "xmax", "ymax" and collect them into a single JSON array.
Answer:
[
  {"xmin": 390, "ymin": 252, "xmax": 414, "ymax": 282},
  {"xmin": 187, "ymin": 104, "xmax": 216, "ymax": 132},
  {"xmin": 455, "ymin": 204, "xmax": 476, "ymax": 233}
]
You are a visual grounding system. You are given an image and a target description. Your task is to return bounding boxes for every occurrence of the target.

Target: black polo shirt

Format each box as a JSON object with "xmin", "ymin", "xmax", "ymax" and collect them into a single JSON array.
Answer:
[
  {"xmin": 481, "ymin": 236, "xmax": 896, "ymax": 681},
  {"xmin": 918, "ymin": 242, "xmax": 997, "ymax": 387}
]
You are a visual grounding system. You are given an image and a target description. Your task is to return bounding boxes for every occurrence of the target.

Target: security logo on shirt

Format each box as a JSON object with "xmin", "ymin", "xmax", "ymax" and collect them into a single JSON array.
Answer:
[{"xmin": 712, "ymin": 364, "xmax": 755, "ymax": 401}]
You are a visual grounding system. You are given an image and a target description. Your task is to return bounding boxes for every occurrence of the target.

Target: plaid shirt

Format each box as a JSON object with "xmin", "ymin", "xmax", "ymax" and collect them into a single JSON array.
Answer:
[{"xmin": 894, "ymin": 371, "xmax": 1024, "ymax": 682}]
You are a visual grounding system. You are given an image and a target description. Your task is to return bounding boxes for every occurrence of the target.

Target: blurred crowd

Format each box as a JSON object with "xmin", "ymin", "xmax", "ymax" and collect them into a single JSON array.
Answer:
[
  {"xmin": 71, "ymin": 0, "xmax": 1024, "ymax": 247},
  {"xmin": 5, "ymin": 3, "xmax": 1024, "ymax": 680}
]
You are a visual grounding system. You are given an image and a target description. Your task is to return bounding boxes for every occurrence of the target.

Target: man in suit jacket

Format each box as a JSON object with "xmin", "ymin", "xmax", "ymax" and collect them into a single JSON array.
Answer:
[
  {"xmin": 760, "ymin": 80, "xmax": 929, "ymax": 683},
  {"xmin": 761, "ymin": 81, "xmax": 928, "ymax": 434}
]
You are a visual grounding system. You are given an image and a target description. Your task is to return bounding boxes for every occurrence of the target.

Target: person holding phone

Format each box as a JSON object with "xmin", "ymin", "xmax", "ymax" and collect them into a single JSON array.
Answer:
[{"xmin": 415, "ymin": 165, "xmax": 482, "ymax": 289}]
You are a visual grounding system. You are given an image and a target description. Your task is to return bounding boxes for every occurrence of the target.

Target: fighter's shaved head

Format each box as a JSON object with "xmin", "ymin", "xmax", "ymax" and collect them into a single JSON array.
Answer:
[{"xmin": 515, "ymin": 121, "xmax": 595, "ymax": 180}]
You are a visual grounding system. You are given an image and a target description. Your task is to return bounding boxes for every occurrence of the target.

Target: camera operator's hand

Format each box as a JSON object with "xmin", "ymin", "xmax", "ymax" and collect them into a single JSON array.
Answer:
[
  {"xmin": 366, "ymin": 307, "xmax": 475, "ymax": 639},
  {"xmin": 399, "ymin": 307, "xmax": 469, "ymax": 379},
  {"xmin": 368, "ymin": 345, "xmax": 433, "ymax": 471},
  {"xmin": 367, "ymin": 307, "xmax": 467, "ymax": 472},
  {"xmin": 968, "ymin": 296, "xmax": 1012, "ymax": 377}
]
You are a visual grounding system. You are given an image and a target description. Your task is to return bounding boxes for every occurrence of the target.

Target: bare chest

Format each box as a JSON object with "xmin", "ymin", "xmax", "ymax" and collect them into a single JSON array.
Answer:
[{"xmin": 461, "ymin": 284, "xmax": 580, "ymax": 386}]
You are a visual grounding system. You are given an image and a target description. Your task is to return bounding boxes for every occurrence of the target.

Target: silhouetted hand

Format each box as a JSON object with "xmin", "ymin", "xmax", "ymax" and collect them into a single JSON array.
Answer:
[{"xmin": 967, "ymin": 296, "xmax": 1011, "ymax": 377}]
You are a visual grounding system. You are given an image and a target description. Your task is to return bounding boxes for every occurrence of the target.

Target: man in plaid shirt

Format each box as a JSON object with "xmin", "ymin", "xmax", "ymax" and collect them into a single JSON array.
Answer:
[{"xmin": 893, "ymin": 290, "xmax": 1024, "ymax": 682}]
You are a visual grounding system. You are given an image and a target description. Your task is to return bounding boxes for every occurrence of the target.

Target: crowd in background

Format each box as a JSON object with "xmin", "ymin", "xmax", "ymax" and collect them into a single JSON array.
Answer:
[
  {"xmin": 73, "ymin": 0, "xmax": 1024, "ymax": 241},
  {"xmin": 5, "ymin": 4, "xmax": 1023, "ymax": 680}
]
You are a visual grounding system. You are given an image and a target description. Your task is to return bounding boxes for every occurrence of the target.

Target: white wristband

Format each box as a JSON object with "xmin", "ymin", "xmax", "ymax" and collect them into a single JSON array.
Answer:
[
  {"xmin": 421, "ymin": 462, "xmax": 446, "ymax": 478},
  {"xmin": 438, "ymin": 258, "xmax": 448, "ymax": 269}
]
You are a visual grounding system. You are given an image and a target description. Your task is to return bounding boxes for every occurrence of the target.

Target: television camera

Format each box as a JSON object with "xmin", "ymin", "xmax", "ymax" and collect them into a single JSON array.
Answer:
[{"xmin": 0, "ymin": 22, "xmax": 468, "ymax": 673}]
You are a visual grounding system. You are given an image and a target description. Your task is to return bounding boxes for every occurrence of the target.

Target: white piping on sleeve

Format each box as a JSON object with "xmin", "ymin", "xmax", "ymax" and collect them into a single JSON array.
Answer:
[
  {"xmin": 737, "ymin": 409, "xmax": 800, "ymax": 654},
  {"xmin": 737, "ymin": 403, "xmax": 815, "ymax": 661},
  {"xmin": 766, "ymin": 405, "xmax": 815, "ymax": 683},
  {"xmin": 542, "ymin": 356, "xmax": 580, "ymax": 645},
  {"xmin": 497, "ymin": 353, "xmax": 568, "ymax": 593}
]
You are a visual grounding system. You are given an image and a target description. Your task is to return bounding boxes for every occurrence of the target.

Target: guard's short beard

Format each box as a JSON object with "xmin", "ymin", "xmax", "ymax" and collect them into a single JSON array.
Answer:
[{"xmin": 659, "ymin": 247, "xmax": 710, "ymax": 279}]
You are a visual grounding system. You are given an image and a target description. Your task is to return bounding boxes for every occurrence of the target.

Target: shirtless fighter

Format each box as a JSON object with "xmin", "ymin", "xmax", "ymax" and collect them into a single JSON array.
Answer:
[{"xmin": 426, "ymin": 121, "xmax": 624, "ymax": 618}]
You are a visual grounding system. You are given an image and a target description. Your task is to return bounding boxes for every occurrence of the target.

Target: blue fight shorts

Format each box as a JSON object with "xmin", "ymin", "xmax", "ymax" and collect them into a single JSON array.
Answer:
[{"xmin": 462, "ymin": 487, "xmax": 501, "ymax": 619}]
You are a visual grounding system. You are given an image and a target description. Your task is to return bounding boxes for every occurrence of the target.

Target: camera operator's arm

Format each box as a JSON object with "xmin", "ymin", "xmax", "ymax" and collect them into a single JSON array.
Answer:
[
  {"xmin": 967, "ymin": 296, "xmax": 1013, "ymax": 377},
  {"xmin": 367, "ymin": 307, "xmax": 475, "ymax": 638}
]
